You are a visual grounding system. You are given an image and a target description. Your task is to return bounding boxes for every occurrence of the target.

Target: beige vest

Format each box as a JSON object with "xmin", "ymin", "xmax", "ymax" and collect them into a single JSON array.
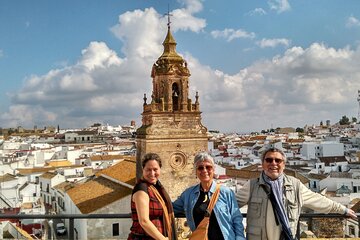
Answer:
[{"xmin": 247, "ymin": 174, "xmax": 302, "ymax": 240}]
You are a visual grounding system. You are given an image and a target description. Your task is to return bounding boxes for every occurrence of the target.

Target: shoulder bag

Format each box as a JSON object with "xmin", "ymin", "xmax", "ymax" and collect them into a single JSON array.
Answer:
[{"xmin": 189, "ymin": 184, "xmax": 221, "ymax": 240}]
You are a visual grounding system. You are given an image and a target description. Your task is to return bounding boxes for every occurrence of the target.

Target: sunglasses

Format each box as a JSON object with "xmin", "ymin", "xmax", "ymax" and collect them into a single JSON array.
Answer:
[
  {"xmin": 264, "ymin": 158, "xmax": 284, "ymax": 164},
  {"xmin": 197, "ymin": 165, "xmax": 213, "ymax": 171}
]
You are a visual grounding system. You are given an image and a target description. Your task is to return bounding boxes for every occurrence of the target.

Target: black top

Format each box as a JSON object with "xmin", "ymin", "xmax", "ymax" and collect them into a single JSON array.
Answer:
[
  {"xmin": 132, "ymin": 180, "xmax": 165, "ymax": 199},
  {"xmin": 193, "ymin": 189, "xmax": 224, "ymax": 240}
]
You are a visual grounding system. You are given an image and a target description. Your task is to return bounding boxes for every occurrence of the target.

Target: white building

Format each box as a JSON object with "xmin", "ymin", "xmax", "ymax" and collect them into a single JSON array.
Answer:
[
  {"xmin": 39, "ymin": 172, "xmax": 66, "ymax": 205},
  {"xmin": 319, "ymin": 172, "xmax": 360, "ymax": 194},
  {"xmin": 300, "ymin": 141, "xmax": 344, "ymax": 159},
  {"xmin": 61, "ymin": 160, "xmax": 135, "ymax": 239}
]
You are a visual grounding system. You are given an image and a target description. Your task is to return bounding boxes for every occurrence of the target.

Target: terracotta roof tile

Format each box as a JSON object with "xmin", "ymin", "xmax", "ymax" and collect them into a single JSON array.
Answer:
[
  {"xmin": 17, "ymin": 167, "xmax": 56, "ymax": 175},
  {"xmin": 351, "ymin": 200, "xmax": 360, "ymax": 212},
  {"xmin": 318, "ymin": 156, "xmax": 347, "ymax": 166},
  {"xmin": 54, "ymin": 181, "xmax": 80, "ymax": 192},
  {"xmin": 67, "ymin": 177, "xmax": 131, "ymax": 214},
  {"xmin": 0, "ymin": 173, "xmax": 17, "ymax": 182},
  {"xmin": 45, "ymin": 160, "xmax": 72, "ymax": 167},
  {"xmin": 39, "ymin": 172, "xmax": 57, "ymax": 179},
  {"xmin": 95, "ymin": 158, "xmax": 136, "ymax": 186},
  {"xmin": 90, "ymin": 154, "xmax": 133, "ymax": 161},
  {"xmin": 308, "ymin": 173, "xmax": 328, "ymax": 180}
]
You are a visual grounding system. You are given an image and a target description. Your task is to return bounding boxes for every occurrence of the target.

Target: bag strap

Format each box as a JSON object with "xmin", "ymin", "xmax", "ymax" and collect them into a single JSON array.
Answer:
[
  {"xmin": 206, "ymin": 184, "xmax": 221, "ymax": 214},
  {"xmin": 149, "ymin": 185, "xmax": 172, "ymax": 240}
]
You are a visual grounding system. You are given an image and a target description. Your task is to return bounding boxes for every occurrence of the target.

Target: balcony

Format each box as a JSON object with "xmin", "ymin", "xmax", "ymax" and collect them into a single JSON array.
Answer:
[{"xmin": 0, "ymin": 213, "xmax": 358, "ymax": 239}]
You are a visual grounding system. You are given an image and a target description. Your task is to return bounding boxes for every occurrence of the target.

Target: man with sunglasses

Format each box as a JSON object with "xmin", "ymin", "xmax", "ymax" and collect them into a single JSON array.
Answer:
[{"xmin": 237, "ymin": 147, "xmax": 357, "ymax": 240}]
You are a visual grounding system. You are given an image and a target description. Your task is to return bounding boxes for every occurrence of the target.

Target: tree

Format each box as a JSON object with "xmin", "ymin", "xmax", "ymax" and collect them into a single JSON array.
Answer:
[
  {"xmin": 352, "ymin": 117, "xmax": 357, "ymax": 123},
  {"xmin": 339, "ymin": 115, "xmax": 350, "ymax": 125},
  {"xmin": 296, "ymin": 127, "xmax": 304, "ymax": 133}
]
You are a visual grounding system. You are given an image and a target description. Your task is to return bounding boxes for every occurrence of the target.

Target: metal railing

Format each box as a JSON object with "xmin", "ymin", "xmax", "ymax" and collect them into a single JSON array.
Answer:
[{"xmin": 0, "ymin": 213, "xmax": 359, "ymax": 239}]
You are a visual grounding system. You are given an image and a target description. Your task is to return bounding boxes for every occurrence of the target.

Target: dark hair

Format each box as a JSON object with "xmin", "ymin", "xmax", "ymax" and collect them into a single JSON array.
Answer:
[
  {"xmin": 142, "ymin": 153, "xmax": 162, "ymax": 168},
  {"xmin": 261, "ymin": 147, "xmax": 287, "ymax": 163}
]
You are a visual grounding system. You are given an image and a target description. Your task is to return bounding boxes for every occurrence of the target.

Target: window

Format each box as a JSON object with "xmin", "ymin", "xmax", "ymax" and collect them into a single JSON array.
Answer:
[{"xmin": 112, "ymin": 223, "xmax": 119, "ymax": 236}]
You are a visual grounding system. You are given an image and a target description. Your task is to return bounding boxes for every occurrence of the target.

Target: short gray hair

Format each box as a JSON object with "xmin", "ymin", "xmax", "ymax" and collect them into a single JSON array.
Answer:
[
  {"xmin": 261, "ymin": 147, "xmax": 287, "ymax": 163},
  {"xmin": 194, "ymin": 152, "xmax": 215, "ymax": 167}
]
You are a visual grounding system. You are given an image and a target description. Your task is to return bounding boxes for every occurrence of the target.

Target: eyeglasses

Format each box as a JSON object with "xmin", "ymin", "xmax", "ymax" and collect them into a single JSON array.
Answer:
[
  {"xmin": 197, "ymin": 165, "xmax": 213, "ymax": 171},
  {"xmin": 264, "ymin": 158, "xmax": 284, "ymax": 164}
]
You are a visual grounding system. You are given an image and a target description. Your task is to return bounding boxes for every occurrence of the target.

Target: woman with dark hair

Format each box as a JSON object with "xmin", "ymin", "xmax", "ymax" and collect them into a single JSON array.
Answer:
[{"xmin": 128, "ymin": 153, "xmax": 177, "ymax": 240}]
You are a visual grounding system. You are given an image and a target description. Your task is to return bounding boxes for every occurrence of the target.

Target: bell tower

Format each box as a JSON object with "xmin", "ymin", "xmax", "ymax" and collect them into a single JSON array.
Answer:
[{"xmin": 136, "ymin": 21, "xmax": 208, "ymax": 199}]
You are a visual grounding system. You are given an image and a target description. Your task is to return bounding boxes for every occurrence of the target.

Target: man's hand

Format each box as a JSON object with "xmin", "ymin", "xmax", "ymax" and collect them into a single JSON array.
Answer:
[{"xmin": 346, "ymin": 208, "xmax": 357, "ymax": 220}]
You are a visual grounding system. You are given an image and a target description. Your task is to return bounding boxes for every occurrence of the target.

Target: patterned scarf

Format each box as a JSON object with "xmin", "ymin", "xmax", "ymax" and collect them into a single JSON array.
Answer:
[
  {"xmin": 263, "ymin": 172, "xmax": 293, "ymax": 240},
  {"xmin": 149, "ymin": 181, "xmax": 177, "ymax": 240}
]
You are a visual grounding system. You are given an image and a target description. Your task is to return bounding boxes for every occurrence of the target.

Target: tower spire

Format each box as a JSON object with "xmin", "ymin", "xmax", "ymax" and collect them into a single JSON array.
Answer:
[
  {"xmin": 166, "ymin": 4, "xmax": 172, "ymax": 29},
  {"xmin": 157, "ymin": 7, "xmax": 182, "ymax": 63}
]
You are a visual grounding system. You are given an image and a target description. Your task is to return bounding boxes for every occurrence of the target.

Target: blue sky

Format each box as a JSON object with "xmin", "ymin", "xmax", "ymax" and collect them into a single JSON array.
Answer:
[{"xmin": 1, "ymin": 0, "xmax": 360, "ymax": 133}]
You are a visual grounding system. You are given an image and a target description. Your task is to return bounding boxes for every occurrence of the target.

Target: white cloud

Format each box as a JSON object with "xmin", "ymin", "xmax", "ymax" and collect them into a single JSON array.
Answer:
[
  {"xmin": 3, "ymin": 2, "xmax": 360, "ymax": 132},
  {"xmin": 170, "ymin": 0, "xmax": 206, "ymax": 32},
  {"xmin": 171, "ymin": 8, "xmax": 206, "ymax": 32},
  {"xmin": 1, "ymin": 105, "xmax": 57, "ymax": 128},
  {"xmin": 1, "ymin": 4, "xmax": 207, "ymax": 129},
  {"xmin": 257, "ymin": 38, "xmax": 291, "ymax": 48},
  {"xmin": 268, "ymin": 0, "xmax": 291, "ymax": 13},
  {"xmin": 178, "ymin": 0, "xmax": 203, "ymax": 14},
  {"xmin": 247, "ymin": 8, "xmax": 267, "ymax": 16},
  {"xmin": 346, "ymin": 16, "xmax": 360, "ymax": 28},
  {"xmin": 185, "ymin": 43, "xmax": 360, "ymax": 132},
  {"xmin": 110, "ymin": 8, "xmax": 163, "ymax": 59},
  {"xmin": 211, "ymin": 28, "xmax": 255, "ymax": 42},
  {"xmin": 79, "ymin": 41, "xmax": 122, "ymax": 71}
]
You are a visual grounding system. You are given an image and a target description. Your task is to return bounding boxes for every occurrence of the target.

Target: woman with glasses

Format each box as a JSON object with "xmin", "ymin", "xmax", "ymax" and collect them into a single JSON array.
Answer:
[
  {"xmin": 173, "ymin": 152, "xmax": 245, "ymax": 240},
  {"xmin": 236, "ymin": 147, "xmax": 357, "ymax": 240}
]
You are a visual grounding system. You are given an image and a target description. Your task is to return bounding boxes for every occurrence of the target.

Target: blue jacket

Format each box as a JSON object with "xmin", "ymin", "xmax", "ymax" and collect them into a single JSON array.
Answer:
[{"xmin": 173, "ymin": 181, "xmax": 245, "ymax": 240}]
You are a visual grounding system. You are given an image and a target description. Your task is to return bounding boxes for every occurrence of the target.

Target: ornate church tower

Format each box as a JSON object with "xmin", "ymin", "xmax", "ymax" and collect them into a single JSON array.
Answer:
[{"xmin": 136, "ymin": 22, "xmax": 208, "ymax": 199}]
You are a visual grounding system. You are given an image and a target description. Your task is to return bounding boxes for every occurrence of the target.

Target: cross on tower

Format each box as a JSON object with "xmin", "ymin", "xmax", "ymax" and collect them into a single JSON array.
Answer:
[{"xmin": 164, "ymin": 5, "xmax": 173, "ymax": 28}]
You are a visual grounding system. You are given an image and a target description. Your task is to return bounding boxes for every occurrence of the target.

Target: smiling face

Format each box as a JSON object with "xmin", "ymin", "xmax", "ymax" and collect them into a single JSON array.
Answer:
[
  {"xmin": 196, "ymin": 160, "xmax": 214, "ymax": 184},
  {"xmin": 262, "ymin": 151, "xmax": 285, "ymax": 180},
  {"xmin": 142, "ymin": 159, "xmax": 161, "ymax": 184}
]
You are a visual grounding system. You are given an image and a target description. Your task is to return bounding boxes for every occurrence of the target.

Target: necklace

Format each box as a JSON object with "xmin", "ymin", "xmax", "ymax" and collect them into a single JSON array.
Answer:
[{"xmin": 203, "ymin": 193, "xmax": 208, "ymax": 203}]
